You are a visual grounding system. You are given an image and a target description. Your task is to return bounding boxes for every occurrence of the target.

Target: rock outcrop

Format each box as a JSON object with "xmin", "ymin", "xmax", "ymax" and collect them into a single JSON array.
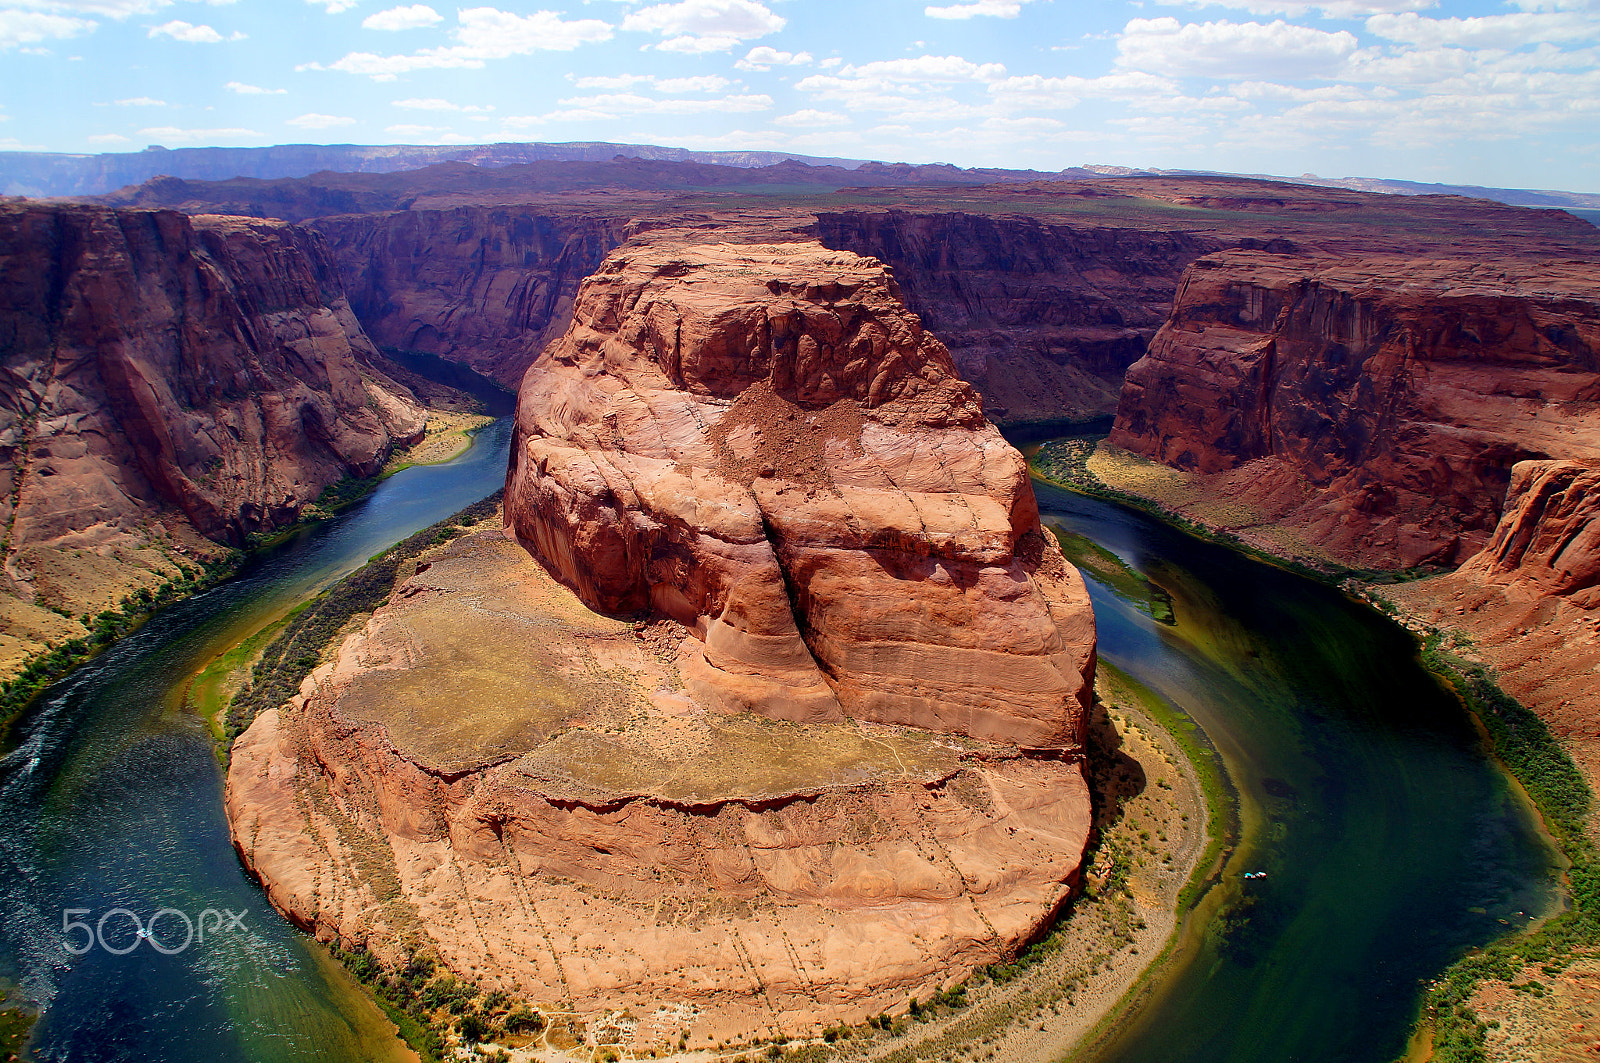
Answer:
[
  {"xmin": 229, "ymin": 239, "xmax": 1097, "ymax": 1045},
  {"xmin": 0, "ymin": 203, "xmax": 424, "ymax": 666},
  {"xmin": 1109, "ymin": 251, "xmax": 1600, "ymax": 570},
  {"xmin": 505, "ymin": 239, "xmax": 1095, "ymax": 746}
]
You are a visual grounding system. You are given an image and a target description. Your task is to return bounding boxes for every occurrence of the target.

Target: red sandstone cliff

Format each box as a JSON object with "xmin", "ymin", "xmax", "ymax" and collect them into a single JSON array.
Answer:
[
  {"xmin": 505, "ymin": 238, "xmax": 1095, "ymax": 746},
  {"xmin": 0, "ymin": 203, "xmax": 424, "ymax": 661},
  {"xmin": 311, "ymin": 207, "xmax": 630, "ymax": 388},
  {"xmin": 1109, "ymin": 251, "xmax": 1600, "ymax": 569},
  {"xmin": 815, "ymin": 211, "xmax": 1225, "ymax": 426}
]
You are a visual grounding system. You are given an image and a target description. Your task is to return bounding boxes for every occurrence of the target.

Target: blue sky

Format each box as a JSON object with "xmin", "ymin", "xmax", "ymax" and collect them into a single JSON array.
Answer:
[{"xmin": 2, "ymin": 0, "xmax": 1598, "ymax": 190}]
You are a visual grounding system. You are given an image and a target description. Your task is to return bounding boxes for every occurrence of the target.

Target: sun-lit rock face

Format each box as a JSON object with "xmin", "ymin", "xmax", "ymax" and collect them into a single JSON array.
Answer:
[
  {"xmin": 1110, "ymin": 251, "xmax": 1600, "ymax": 570},
  {"xmin": 505, "ymin": 239, "xmax": 1095, "ymax": 748}
]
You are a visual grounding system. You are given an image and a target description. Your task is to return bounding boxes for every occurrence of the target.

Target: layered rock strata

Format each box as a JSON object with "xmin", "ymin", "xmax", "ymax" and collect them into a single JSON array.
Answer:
[
  {"xmin": 505, "ymin": 240, "xmax": 1095, "ymax": 747},
  {"xmin": 0, "ymin": 203, "xmax": 424, "ymax": 665},
  {"xmin": 311, "ymin": 207, "xmax": 630, "ymax": 388},
  {"xmin": 815, "ymin": 211, "xmax": 1222, "ymax": 426},
  {"xmin": 229, "ymin": 240, "xmax": 1097, "ymax": 1043},
  {"xmin": 1109, "ymin": 251, "xmax": 1600, "ymax": 570}
]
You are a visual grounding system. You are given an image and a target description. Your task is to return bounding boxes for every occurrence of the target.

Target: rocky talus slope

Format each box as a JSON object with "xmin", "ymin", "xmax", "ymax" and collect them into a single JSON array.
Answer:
[
  {"xmin": 1109, "ymin": 251, "xmax": 1600, "ymax": 570},
  {"xmin": 227, "ymin": 240, "xmax": 1096, "ymax": 1046},
  {"xmin": 0, "ymin": 203, "xmax": 424, "ymax": 669}
]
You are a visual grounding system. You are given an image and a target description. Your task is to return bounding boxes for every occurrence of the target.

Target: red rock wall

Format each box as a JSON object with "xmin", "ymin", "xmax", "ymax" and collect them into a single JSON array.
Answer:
[
  {"xmin": 312, "ymin": 207, "xmax": 630, "ymax": 388},
  {"xmin": 815, "ymin": 210, "xmax": 1223, "ymax": 426},
  {"xmin": 505, "ymin": 239, "xmax": 1096, "ymax": 748},
  {"xmin": 1109, "ymin": 251, "xmax": 1600, "ymax": 568},
  {"xmin": 0, "ymin": 203, "xmax": 423, "ymax": 549}
]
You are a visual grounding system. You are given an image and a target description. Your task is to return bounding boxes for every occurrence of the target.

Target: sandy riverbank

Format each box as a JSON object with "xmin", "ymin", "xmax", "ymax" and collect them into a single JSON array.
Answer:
[{"xmin": 385, "ymin": 412, "xmax": 496, "ymax": 472}]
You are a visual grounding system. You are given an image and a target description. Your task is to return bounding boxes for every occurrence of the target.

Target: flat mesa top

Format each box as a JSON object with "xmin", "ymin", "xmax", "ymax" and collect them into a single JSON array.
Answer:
[{"xmin": 329, "ymin": 530, "xmax": 968, "ymax": 801}]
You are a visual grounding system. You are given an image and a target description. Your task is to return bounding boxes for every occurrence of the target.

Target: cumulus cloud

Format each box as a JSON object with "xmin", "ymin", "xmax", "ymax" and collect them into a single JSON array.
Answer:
[
  {"xmin": 926, "ymin": 0, "xmax": 1039, "ymax": 19},
  {"xmin": 1116, "ymin": 17, "xmax": 1358, "ymax": 78},
  {"xmin": 148, "ymin": 19, "xmax": 238, "ymax": 41},
  {"xmin": 502, "ymin": 90, "xmax": 772, "ymax": 125},
  {"xmin": 735, "ymin": 44, "xmax": 811, "ymax": 70},
  {"xmin": 87, "ymin": 132, "xmax": 131, "ymax": 143},
  {"xmin": 773, "ymin": 108, "xmax": 848, "ymax": 126},
  {"xmin": 1365, "ymin": 9, "xmax": 1600, "ymax": 47},
  {"xmin": 307, "ymin": 0, "xmax": 359, "ymax": 12},
  {"xmin": 310, "ymin": 6, "xmax": 613, "ymax": 78},
  {"xmin": 361, "ymin": 3, "xmax": 440, "ymax": 30},
  {"xmin": 287, "ymin": 112, "xmax": 356, "ymax": 127},
  {"xmin": 622, "ymin": 0, "xmax": 782, "ymax": 52},
  {"xmin": 114, "ymin": 94, "xmax": 165, "ymax": 104},
  {"xmin": 0, "ymin": 11, "xmax": 95, "ymax": 49},
  {"xmin": 226, "ymin": 80, "xmax": 286, "ymax": 94},
  {"xmin": 654, "ymin": 74, "xmax": 729, "ymax": 92},
  {"xmin": 1154, "ymin": 0, "xmax": 1436, "ymax": 16},
  {"xmin": 393, "ymin": 96, "xmax": 493, "ymax": 111},
  {"xmin": 137, "ymin": 124, "xmax": 258, "ymax": 140}
]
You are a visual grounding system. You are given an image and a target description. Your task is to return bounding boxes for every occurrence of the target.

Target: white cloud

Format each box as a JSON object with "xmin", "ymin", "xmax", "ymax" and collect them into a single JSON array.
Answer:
[
  {"xmin": 149, "ymin": 19, "xmax": 234, "ymax": 42},
  {"xmin": 654, "ymin": 33, "xmax": 738, "ymax": 52},
  {"xmin": 1154, "ymin": 0, "xmax": 1436, "ymax": 16},
  {"xmin": 773, "ymin": 108, "xmax": 847, "ymax": 126},
  {"xmin": 0, "ymin": 11, "xmax": 96, "ymax": 49},
  {"xmin": 556, "ymin": 91, "xmax": 772, "ymax": 115},
  {"xmin": 287, "ymin": 112, "xmax": 356, "ymax": 128},
  {"xmin": 361, "ymin": 3, "xmax": 440, "ymax": 30},
  {"xmin": 734, "ymin": 44, "xmax": 811, "ymax": 70},
  {"xmin": 312, "ymin": 6, "xmax": 612, "ymax": 78},
  {"xmin": 393, "ymin": 96, "xmax": 493, "ymax": 111},
  {"xmin": 114, "ymin": 95, "xmax": 165, "ymax": 105},
  {"xmin": 137, "ymin": 125, "xmax": 259, "ymax": 140},
  {"xmin": 836, "ymin": 54, "xmax": 1008, "ymax": 81},
  {"xmin": 1116, "ymin": 17, "xmax": 1358, "ymax": 78},
  {"xmin": 87, "ymin": 132, "xmax": 131, "ymax": 143},
  {"xmin": 926, "ymin": 0, "xmax": 1037, "ymax": 20},
  {"xmin": 1365, "ymin": 10, "xmax": 1600, "ymax": 48},
  {"xmin": 654, "ymin": 74, "xmax": 729, "ymax": 92},
  {"xmin": 570, "ymin": 73, "xmax": 652, "ymax": 89},
  {"xmin": 621, "ymin": 0, "xmax": 783, "ymax": 39},
  {"xmin": 226, "ymin": 80, "xmax": 286, "ymax": 94},
  {"xmin": 307, "ymin": 0, "xmax": 359, "ymax": 12}
]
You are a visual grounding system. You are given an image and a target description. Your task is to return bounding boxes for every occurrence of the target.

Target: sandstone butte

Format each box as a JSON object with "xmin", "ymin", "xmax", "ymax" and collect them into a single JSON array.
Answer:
[
  {"xmin": 225, "ymin": 239, "xmax": 1097, "ymax": 1048},
  {"xmin": 1109, "ymin": 251, "xmax": 1600, "ymax": 571},
  {"xmin": 0, "ymin": 202, "xmax": 425, "ymax": 671}
]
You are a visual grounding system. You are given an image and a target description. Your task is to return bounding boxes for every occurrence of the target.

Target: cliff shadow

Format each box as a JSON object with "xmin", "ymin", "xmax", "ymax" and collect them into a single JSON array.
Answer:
[{"xmin": 1084, "ymin": 695, "xmax": 1147, "ymax": 834}]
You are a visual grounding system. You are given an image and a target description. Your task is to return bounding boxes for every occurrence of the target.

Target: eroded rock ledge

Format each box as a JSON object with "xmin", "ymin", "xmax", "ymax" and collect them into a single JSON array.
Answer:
[{"xmin": 227, "ymin": 240, "xmax": 1097, "ymax": 1044}]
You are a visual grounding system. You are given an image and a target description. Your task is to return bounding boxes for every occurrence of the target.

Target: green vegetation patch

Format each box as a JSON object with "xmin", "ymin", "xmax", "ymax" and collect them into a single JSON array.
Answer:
[
  {"xmin": 1413, "ymin": 635, "xmax": 1598, "ymax": 1063},
  {"xmin": 0, "ymin": 551, "xmax": 239, "ymax": 745},
  {"xmin": 1049, "ymin": 524, "xmax": 1175, "ymax": 625}
]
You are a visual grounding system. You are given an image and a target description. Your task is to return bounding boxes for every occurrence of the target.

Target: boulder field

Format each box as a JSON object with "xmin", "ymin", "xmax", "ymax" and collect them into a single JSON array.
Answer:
[{"xmin": 226, "ymin": 239, "xmax": 1098, "ymax": 1045}]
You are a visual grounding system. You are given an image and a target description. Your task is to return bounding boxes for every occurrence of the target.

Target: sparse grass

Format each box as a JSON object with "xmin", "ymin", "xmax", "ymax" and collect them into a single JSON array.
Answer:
[
  {"xmin": 0, "ymin": 550, "xmax": 240, "ymax": 742},
  {"xmin": 223, "ymin": 490, "xmax": 503, "ymax": 740}
]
